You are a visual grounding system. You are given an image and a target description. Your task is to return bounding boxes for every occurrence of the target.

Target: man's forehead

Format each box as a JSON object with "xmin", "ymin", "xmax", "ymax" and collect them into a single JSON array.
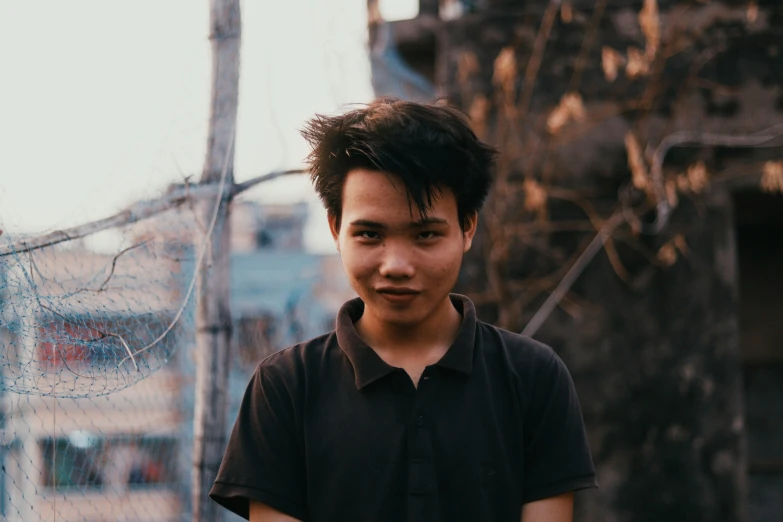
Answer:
[{"xmin": 341, "ymin": 168, "xmax": 458, "ymax": 224}]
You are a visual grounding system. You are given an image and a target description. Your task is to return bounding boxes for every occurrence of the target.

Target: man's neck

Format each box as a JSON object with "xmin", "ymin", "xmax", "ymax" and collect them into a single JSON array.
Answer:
[{"xmin": 355, "ymin": 296, "xmax": 463, "ymax": 368}]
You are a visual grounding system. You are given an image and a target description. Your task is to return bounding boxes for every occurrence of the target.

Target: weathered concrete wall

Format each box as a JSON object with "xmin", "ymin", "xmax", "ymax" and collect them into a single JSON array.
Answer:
[{"xmin": 434, "ymin": 1, "xmax": 783, "ymax": 521}]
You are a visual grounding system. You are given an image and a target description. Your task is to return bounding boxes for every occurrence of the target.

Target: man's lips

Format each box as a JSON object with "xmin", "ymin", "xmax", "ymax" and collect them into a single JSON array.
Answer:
[
  {"xmin": 375, "ymin": 287, "xmax": 420, "ymax": 295},
  {"xmin": 375, "ymin": 288, "xmax": 420, "ymax": 303}
]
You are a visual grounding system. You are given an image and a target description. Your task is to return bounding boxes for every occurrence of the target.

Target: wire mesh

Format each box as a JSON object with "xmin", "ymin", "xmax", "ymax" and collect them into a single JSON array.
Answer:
[
  {"xmin": 0, "ymin": 196, "xmax": 353, "ymax": 522},
  {"xmin": 0, "ymin": 229, "xmax": 196, "ymax": 399},
  {"xmin": 0, "ymin": 205, "xmax": 201, "ymax": 519}
]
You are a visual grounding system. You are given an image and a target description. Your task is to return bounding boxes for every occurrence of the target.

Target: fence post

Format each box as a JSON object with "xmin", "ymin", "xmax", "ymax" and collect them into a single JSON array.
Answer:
[{"xmin": 192, "ymin": 0, "xmax": 241, "ymax": 520}]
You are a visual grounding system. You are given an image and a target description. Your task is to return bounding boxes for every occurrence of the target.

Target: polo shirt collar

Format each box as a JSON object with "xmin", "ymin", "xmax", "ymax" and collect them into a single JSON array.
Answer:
[{"xmin": 336, "ymin": 294, "xmax": 477, "ymax": 390}]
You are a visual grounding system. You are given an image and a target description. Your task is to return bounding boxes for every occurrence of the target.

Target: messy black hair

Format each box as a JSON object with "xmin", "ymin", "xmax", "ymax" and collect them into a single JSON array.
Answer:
[{"xmin": 300, "ymin": 97, "xmax": 497, "ymax": 230}]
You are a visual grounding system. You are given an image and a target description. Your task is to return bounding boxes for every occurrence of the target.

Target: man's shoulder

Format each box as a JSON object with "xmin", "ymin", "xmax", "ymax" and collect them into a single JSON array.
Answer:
[
  {"xmin": 476, "ymin": 321, "xmax": 559, "ymax": 379},
  {"xmin": 477, "ymin": 320, "xmax": 555, "ymax": 363},
  {"xmin": 475, "ymin": 321, "xmax": 576, "ymax": 404}
]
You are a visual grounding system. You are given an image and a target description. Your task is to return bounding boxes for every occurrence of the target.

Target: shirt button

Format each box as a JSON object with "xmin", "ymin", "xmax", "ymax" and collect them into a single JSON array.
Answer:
[{"xmin": 415, "ymin": 416, "xmax": 424, "ymax": 427}]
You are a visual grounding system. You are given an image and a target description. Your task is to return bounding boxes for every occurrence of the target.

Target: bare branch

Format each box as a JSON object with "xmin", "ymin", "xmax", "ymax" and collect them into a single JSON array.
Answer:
[
  {"xmin": 67, "ymin": 240, "xmax": 152, "ymax": 295},
  {"xmin": 232, "ymin": 168, "xmax": 305, "ymax": 194},
  {"xmin": 0, "ymin": 168, "xmax": 305, "ymax": 257},
  {"xmin": 518, "ymin": 0, "xmax": 561, "ymax": 118},
  {"xmin": 641, "ymin": 123, "xmax": 783, "ymax": 234},
  {"xmin": 26, "ymin": 248, "xmax": 47, "ymax": 287},
  {"xmin": 0, "ymin": 183, "xmax": 219, "ymax": 257},
  {"xmin": 568, "ymin": 0, "xmax": 608, "ymax": 92},
  {"xmin": 522, "ymin": 211, "xmax": 626, "ymax": 337},
  {"xmin": 506, "ymin": 220, "xmax": 597, "ymax": 236}
]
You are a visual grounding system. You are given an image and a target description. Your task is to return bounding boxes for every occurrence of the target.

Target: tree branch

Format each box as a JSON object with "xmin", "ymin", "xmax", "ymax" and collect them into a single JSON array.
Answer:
[
  {"xmin": 522, "ymin": 211, "xmax": 625, "ymax": 337},
  {"xmin": 0, "ymin": 168, "xmax": 305, "ymax": 257},
  {"xmin": 232, "ymin": 168, "xmax": 305, "ymax": 194},
  {"xmin": 640, "ymin": 123, "xmax": 783, "ymax": 234},
  {"xmin": 518, "ymin": 0, "xmax": 561, "ymax": 118}
]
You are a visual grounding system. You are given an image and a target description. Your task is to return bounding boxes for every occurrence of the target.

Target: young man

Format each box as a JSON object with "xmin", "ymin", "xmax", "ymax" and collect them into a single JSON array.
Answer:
[{"xmin": 210, "ymin": 98, "xmax": 596, "ymax": 521}]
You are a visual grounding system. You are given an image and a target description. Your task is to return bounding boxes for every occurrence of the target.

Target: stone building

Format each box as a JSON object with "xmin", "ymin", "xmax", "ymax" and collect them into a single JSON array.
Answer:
[{"xmin": 369, "ymin": 1, "xmax": 783, "ymax": 521}]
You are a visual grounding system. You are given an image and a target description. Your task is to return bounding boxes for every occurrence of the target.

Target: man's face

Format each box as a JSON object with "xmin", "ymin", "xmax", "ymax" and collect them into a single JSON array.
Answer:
[{"xmin": 329, "ymin": 168, "xmax": 477, "ymax": 327}]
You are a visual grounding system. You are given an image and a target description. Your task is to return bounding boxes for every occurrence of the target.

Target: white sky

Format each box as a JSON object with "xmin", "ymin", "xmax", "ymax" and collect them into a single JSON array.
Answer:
[{"xmin": 0, "ymin": 0, "xmax": 417, "ymax": 253}]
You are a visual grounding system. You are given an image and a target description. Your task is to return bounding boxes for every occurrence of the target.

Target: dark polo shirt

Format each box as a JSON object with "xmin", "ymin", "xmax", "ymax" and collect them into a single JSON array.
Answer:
[{"xmin": 210, "ymin": 294, "xmax": 596, "ymax": 521}]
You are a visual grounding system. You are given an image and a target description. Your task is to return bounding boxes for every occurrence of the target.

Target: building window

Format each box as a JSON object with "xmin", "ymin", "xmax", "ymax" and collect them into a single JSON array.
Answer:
[
  {"xmin": 36, "ymin": 313, "xmax": 176, "ymax": 371},
  {"xmin": 40, "ymin": 434, "xmax": 178, "ymax": 491},
  {"xmin": 41, "ymin": 434, "xmax": 103, "ymax": 489}
]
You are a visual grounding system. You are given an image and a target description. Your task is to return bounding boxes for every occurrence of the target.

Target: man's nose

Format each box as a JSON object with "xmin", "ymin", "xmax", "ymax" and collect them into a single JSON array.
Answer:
[{"xmin": 378, "ymin": 242, "xmax": 416, "ymax": 279}]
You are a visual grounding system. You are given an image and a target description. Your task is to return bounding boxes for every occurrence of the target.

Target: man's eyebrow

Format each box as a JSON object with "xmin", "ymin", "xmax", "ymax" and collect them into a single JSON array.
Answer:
[
  {"xmin": 349, "ymin": 217, "xmax": 449, "ymax": 228},
  {"xmin": 412, "ymin": 217, "xmax": 448, "ymax": 226},
  {"xmin": 348, "ymin": 219, "xmax": 385, "ymax": 229}
]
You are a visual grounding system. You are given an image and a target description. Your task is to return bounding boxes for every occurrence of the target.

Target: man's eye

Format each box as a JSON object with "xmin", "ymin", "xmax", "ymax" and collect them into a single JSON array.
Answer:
[
  {"xmin": 356, "ymin": 231, "xmax": 380, "ymax": 240},
  {"xmin": 418, "ymin": 231, "xmax": 440, "ymax": 240}
]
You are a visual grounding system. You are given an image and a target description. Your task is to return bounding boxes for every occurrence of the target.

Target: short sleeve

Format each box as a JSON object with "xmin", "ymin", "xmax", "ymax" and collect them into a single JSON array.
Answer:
[
  {"xmin": 209, "ymin": 364, "xmax": 307, "ymax": 521},
  {"xmin": 520, "ymin": 350, "xmax": 597, "ymax": 504}
]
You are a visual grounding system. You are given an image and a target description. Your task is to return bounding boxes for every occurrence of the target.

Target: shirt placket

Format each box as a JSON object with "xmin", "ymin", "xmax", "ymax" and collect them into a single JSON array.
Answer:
[{"xmin": 404, "ymin": 366, "xmax": 439, "ymax": 522}]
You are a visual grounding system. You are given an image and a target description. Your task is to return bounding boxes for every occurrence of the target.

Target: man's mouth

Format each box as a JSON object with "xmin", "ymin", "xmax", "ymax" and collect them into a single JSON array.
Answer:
[
  {"xmin": 376, "ymin": 287, "xmax": 419, "ymax": 295},
  {"xmin": 375, "ymin": 287, "xmax": 420, "ymax": 303}
]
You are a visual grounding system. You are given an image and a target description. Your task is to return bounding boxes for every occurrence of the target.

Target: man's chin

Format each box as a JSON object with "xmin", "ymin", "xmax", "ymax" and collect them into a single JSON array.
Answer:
[
  {"xmin": 363, "ymin": 292, "xmax": 455, "ymax": 327},
  {"xmin": 369, "ymin": 302, "xmax": 424, "ymax": 327}
]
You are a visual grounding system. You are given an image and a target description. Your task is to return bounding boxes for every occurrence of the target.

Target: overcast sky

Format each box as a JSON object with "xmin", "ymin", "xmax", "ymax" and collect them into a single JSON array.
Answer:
[{"xmin": 0, "ymin": 0, "xmax": 416, "ymax": 253}]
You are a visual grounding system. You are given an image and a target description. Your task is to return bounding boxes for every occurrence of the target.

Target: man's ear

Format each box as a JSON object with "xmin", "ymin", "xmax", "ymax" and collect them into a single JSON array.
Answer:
[
  {"xmin": 328, "ymin": 213, "xmax": 340, "ymax": 251},
  {"xmin": 462, "ymin": 211, "xmax": 478, "ymax": 253}
]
